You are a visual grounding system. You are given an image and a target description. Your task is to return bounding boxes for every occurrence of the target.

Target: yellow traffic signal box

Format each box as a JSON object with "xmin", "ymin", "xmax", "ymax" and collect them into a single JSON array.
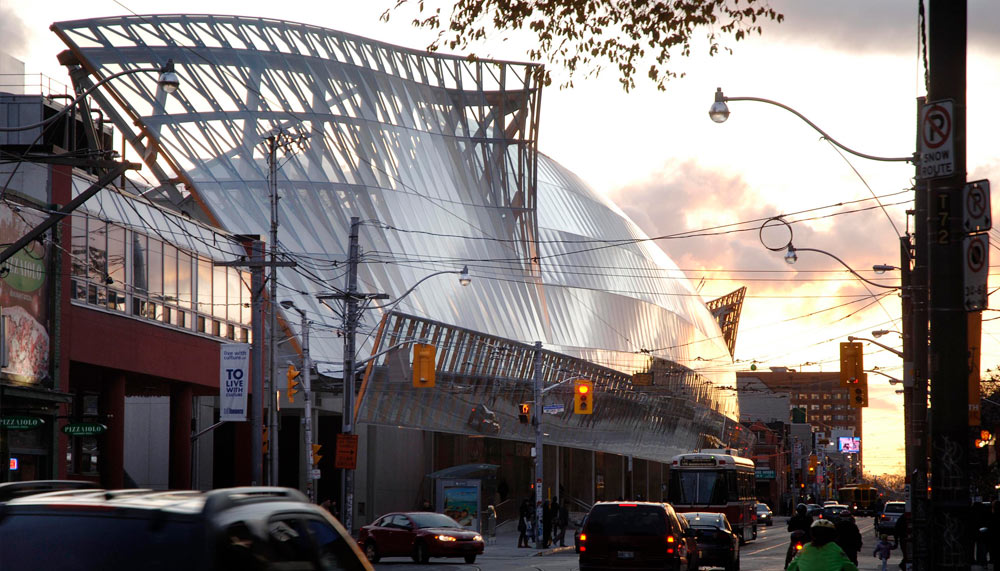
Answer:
[
  {"xmin": 412, "ymin": 343, "xmax": 436, "ymax": 387},
  {"xmin": 518, "ymin": 402, "xmax": 531, "ymax": 424},
  {"xmin": 287, "ymin": 364, "xmax": 301, "ymax": 402},
  {"xmin": 574, "ymin": 379, "xmax": 593, "ymax": 414},
  {"xmin": 839, "ymin": 342, "xmax": 863, "ymax": 388}
]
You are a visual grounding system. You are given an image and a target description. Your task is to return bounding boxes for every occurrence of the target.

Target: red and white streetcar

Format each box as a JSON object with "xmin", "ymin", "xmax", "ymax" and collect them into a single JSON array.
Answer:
[{"xmin": 667, "ymin": 449, "xmax": 757, "ymax": 544}]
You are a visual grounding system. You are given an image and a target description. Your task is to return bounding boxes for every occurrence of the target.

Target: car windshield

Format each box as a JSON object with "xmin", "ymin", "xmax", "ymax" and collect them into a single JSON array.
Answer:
[
  {"xmin": 586, "ymin": 505, "xmax": 667, "ymax": 536},
  {"xmin": 683, "ymin": 513, "xmax": 723, "ymax": 528},
  {"xmin": 408, "ymin": 513, "xmax": 462, "ymax": 529},
  {"xmin": 885, "ymin": 504, "xmax": 905, "ymax": 513},
  {"xmin": 756, "ymin": 505, "xmax": 769, "ymax": 512},
  {"xmin": 0, "ymin": 512, "xmax": 202, "ymax": 570}
]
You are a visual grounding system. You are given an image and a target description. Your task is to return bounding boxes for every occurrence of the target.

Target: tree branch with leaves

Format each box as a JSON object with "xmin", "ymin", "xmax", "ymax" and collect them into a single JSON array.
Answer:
[{"xmin": 383, "ymin": 0, "xmax": 783, "ymax": 91}]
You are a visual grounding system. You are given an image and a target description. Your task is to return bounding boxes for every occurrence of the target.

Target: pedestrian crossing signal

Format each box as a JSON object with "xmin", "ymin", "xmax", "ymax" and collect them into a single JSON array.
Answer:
[
  {"xmin": 518, "ymin": 403, "xmax": 531, "ymax": 424},
  {"xmin": 574, "ymin": 380, "xmax": 593, "ymax": 414}
]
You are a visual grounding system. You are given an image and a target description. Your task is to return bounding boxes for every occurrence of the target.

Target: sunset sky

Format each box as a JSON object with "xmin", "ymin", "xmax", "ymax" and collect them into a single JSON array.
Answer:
[{"xmin": 6, "ymin": 0, "xmax": 1000, "ymax": 475}]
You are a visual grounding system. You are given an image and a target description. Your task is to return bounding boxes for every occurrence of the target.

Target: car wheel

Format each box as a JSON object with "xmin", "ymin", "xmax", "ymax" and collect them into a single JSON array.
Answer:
[
  {"xmin": 413, "ymin": 541, "xmax": 430, "ymax": 564},
  {"xmin": 364, "ymin": 541, "xmax": 380, "ymax": 563},
  {"xmin": 464, "ymin": 555, "xmax": 477, "ymax": 564}
]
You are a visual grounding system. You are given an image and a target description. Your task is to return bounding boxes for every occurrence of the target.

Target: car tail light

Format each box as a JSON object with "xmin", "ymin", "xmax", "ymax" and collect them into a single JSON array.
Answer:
[
  {"xmin": 618, "ymin": 503, "xmax": 637, "ymax": 507},
  {"xmin": 666, "ymin": 535, "xmax": 675, "ymax": 543},
  {"xmin": 796, "ymin": 543, "xmax": 803, "ymax": 551},
  {"xmin": 666, "ymin": 535, "xmax": 676, "ymax": 555},
  {"xmin": 580, "ymin": 533, "xmax": 587, "ymax": 542}
]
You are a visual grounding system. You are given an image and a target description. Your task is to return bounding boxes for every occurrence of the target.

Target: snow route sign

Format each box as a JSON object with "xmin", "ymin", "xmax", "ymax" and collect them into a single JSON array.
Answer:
[{"xmin": 919, "ymin": 100, "xmax": 954, "ymax": 180}]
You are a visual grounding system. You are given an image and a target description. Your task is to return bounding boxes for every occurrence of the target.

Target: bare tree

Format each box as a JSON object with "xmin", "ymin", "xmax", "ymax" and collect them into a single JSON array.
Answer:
[{"xmin": 383, "ymin": 0, "xmax": 783, "ymax": 91}]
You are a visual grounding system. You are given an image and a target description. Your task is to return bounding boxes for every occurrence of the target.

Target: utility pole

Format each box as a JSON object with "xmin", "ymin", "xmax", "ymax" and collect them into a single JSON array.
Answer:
[
  {"xmin": 926, "ymin": 2, "xmax": 970, "ymax": 568},
  {"xmin": 342, "ymin": 217, "xmax": 360, "ymax": 533},
  {"xmin": 910, "ymin": 96, "xmax": 931, "ymax": 571},
  {"xmin": 533, "ymin": 341, "xmax": 544, "ymax": 547},
  {"xmin": 316, "ymin": 217, "xmax": 389, "ymax": 533},
  {"xmin": 264, "ymin": 131, "xmax": 306, "ymax": 485},
  {"xmin": 301, "ymin": 312, "xmax": 316, "ymax": 501}
]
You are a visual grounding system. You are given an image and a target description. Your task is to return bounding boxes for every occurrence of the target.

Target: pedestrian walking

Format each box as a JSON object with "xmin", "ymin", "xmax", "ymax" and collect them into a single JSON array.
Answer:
[
  {"xmin": 517, "ymin": 499, "xmax": 532, "ymax": 548},
  {"xmin": 542, "ymin": 499, "xmax": 553, "ymax": 547},
  {"xmin": 834, "ymin": 512, "xmax": 863, "ymax": 565},
  {"xmin": 555, "ymin": 499, "xmax": 570, "ymax": 547},
  {"xmin": 873, "ymin": 534, "xmax": 895, "ymax": 571}
]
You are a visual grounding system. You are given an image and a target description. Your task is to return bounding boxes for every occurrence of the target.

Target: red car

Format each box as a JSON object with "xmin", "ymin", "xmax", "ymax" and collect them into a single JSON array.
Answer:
[{"xmin": 359, "ymin": 511, "xmax": 484, "ymax": 564}]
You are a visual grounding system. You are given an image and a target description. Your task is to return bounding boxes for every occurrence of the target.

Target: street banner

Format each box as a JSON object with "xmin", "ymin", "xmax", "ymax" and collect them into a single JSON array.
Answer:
[{"xmin": 220, "ymin": 343, "xmax": 250, "ymax": 421}]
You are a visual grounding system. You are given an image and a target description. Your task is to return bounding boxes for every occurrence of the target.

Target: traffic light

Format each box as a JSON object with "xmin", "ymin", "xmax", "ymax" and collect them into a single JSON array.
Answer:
[
  {"xmin": 839, "ymin": 342, "xmax": 863, "ymax": 387},
  {"xmin": 518, "ymin": 402, "xmax": 532, "ymax": 424},
  {"xmin": 808, "ymin": 454, "xmax": 818, "ymax": 473},
  {"xmin": 574, "ymin": 379, "xmax": 593, "ymax": 414},
  {"xmin": 287, "ymin": 364, "xmax": 301, "ymax": 403},
  {"xmin": 412, "ymin": 343, "xmax": 436, "ymax": 388},
  {"xmin": 848, "ymin": 374, "xmax": 869, "ymax": 408},
  {"xmin": 311, "ymin": 443, "xmax": 323, "ymax": 467}
]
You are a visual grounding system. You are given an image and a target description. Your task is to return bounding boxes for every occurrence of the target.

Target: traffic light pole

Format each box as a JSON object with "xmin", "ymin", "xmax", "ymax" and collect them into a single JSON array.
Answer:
[{"xmin": 533, "ymin": 341, "xmax": 544, "ymax": 547}]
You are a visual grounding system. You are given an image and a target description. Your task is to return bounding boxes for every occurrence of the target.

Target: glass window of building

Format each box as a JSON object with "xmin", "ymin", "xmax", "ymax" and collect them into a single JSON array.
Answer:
[
  {"xmin": 197, "ymin": 257, "xmax": 212, "ymax": 329},
  {"xmin": 178, "ymin": 250, "xmax": 192, "ymax": 310},
  {"xmin": 71, "ymin": 215, "xmax": 88, "ymax": 299},
  {"xmin": 148, "ymin": 238, "xmax": 163, "ymax": 320},
  {"xmin": 213, "ymin": 263, "xmax": 227, "ymax": 321}
]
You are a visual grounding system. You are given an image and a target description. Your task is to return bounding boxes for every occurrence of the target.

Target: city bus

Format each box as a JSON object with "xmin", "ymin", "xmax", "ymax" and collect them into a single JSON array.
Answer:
[{"xmin": 667, "ymin": 449, "xmax": 758, "ymax": 543}]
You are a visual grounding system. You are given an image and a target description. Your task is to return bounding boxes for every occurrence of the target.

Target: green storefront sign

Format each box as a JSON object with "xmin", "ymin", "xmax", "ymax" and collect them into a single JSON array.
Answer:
[
  {"xmin": 62, "ymin": 423, "xmax": 107, "ymax": 436},
  {"xmin": 0, "ymin": 416, "xmax": 45, "ymax": 430}
]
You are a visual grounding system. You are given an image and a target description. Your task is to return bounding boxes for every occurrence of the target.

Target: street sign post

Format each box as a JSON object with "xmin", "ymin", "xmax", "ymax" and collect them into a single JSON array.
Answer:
[{"xmin": 919, "ymin": 100, "xmax": 955, "ymax": 180}]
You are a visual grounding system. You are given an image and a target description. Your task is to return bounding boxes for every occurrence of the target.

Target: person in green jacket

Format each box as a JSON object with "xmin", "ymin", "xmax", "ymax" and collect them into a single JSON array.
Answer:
[{"xmin": 786, "ymin": 519, "xmax": 859, "ymax": 571}]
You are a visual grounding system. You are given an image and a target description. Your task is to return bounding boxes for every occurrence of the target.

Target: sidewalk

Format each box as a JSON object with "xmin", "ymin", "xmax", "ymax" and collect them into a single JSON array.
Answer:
[{"xmin": 482, "ymin": 520, "xmax": 575, "ymax": 558}]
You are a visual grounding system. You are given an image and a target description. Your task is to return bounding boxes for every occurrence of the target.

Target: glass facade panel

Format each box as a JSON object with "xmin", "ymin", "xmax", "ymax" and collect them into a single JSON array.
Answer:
[
  {"xmin": 213, "ymin": 264, "xmax": 227, "ymax": 320},
  {"xmin": 178, "ymin": 251, "xmax": 192, "ymax": 310},
  {"xmin": 163, "ymin": 244, "xmax": 178, "ymax": 308},
  {"xmin": 197, "ymin": 257, "xmax": 212, "ymax": 317}
]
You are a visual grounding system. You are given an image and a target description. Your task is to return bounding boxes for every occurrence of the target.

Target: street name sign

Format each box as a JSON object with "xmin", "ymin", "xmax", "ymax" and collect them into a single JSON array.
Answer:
[
  {"xmin": 964, "ymin": 234, "xmax": 989, "ymax": 311},
  {"xmin": 542, "ymin": 403, "xmax": 565, "ymax": 415},
  {"xmin": 919, "ymin": 100, "xmax": 955, "ymax": 180}
]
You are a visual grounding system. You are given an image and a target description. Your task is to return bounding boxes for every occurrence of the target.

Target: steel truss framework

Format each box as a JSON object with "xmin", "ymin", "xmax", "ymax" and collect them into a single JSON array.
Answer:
[{"xmin": 51, "ymin": 15, "xmax": 739, "ymax": 459}]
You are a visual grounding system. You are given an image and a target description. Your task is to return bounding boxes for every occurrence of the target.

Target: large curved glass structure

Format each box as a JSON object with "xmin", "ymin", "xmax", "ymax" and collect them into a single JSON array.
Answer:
[{"xmin": 52, "ymin": 15, "xmax": 739, "ymax": 460}]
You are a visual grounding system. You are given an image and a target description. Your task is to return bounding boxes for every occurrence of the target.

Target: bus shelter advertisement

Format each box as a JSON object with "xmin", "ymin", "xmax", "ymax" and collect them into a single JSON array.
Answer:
[{"xmin": 1, "ymin": 203, "xmax": 50, "ymax": 385}]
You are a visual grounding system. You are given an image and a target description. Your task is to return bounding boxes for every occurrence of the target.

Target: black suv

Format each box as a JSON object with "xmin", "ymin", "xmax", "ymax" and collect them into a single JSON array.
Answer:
[
  {"xmin": 0, "ymin": 485, "xmax": 371, "ymax": 571},
  {"xmin": 578, "ymin": 501, "xmax": 693, "ymax": 571}
]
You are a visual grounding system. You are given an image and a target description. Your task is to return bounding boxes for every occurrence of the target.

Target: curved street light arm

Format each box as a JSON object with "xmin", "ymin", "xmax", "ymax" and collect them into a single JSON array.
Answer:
[
  {"xmin": 0, "ymin": 65, "xmax": 169, "ymax": 132},
  {"xmin": 848, "ymin": 335, "xmax": 904, "ymax": 358},
  {"xmin": 793, "ymin": 247, "xmax": 900, "ymax": 289},
  {"xmin": 864, "ymin": 368, "xmax": 903, "ymax": 384},
  {"xmin": 368, "ymin": 266, "xmax": 470, "ymax": 311},
  {"xmin": 723, "ymin": 95, "xmax": 914, "ymax": 163}
]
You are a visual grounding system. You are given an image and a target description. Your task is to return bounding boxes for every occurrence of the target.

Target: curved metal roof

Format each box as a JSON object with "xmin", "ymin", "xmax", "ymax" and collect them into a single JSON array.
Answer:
[{"xmin": 52, "ymin": 14, "xmax": 737, "ymax": 423}]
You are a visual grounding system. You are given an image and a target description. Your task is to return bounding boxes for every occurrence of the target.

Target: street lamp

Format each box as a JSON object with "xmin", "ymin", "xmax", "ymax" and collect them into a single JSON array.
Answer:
[
  {"xmin": 708, "ymin": 87, "xmax": 913, "ymax": 163},
  {"xmin": 848, "ymin": 336, "xmax": 903, "ymax": 359},
  {"xmin": 760, "ymin": 217, "xmax": 900, "ymax": 290},
  {"xmin": 872, "ymin": 329, "xmax": 902, "ymax": 339},
  {"xmin": 280, "ymin": 300, "xmax": 317, "ymax": 502}
]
